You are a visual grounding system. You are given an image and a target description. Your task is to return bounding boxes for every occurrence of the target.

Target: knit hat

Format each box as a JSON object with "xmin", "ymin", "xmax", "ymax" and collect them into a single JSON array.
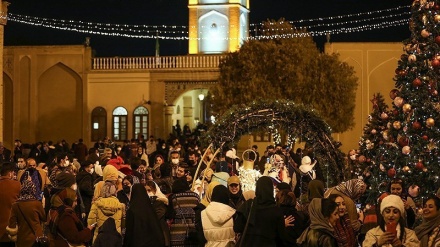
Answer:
[
  {"xmin": 55, "ymin": 172, "xmax": 76, "ymax": 188},
  {"xmin": 380, "ymin": 194, "xmax": 405, "ymax": 216}
]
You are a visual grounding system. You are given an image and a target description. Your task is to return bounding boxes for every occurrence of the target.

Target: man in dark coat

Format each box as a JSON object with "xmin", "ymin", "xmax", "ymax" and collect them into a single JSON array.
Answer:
[
  {"xmin": 74, "ymin": 139, "xmax": 88, "ymax": 163},
  {"xmin": 0, "ymin": 162, "xmax": 21, "ymax": 246},
  {"xmin": 76, "ymin": 161, "xmax": 95, "ymax": 218}
]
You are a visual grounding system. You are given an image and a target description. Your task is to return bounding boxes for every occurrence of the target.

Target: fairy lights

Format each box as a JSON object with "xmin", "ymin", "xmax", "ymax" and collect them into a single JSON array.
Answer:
[{"xmin": 7, "ymin": 5, "xmax": 411, "ymax": 40}]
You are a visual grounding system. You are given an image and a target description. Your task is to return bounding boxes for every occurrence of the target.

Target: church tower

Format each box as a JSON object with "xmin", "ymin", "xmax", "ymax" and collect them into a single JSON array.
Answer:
[{"xmin": 188, "ymin": 0, "xmax": 249, "ymax": 54}]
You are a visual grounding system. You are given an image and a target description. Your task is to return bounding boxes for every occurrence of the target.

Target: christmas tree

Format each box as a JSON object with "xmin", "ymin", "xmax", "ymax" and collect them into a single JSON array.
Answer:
[
  {"xmin": 362, "ymin": 0, "xmax": 440, "ymax": 201},
  {"xmin": 358, "ymin": 93, "xmax": 392, "ymax": 203}
]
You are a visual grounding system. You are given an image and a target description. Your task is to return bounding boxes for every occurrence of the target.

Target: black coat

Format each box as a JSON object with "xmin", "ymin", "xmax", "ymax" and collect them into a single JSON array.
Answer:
[
  {"xmin": 93, "ymin": 217, "xmax": 122, "ymax": 247},
  {"xmin": 123, "ymin": 184, "xmax": 165, "ymax": 247},
  {"xmin": 76, "ymin": 170, "xmax": 94, "ymax": 214},
  {"xmin": 279, "ymin": 205, "xmax": 310, "ymax": 247}
]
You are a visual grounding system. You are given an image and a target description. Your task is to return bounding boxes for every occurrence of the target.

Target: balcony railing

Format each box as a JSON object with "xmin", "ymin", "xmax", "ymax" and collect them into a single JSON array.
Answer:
[{"xmin": 92, "ymin": 55, "xmax": 226, "ymax": 70}]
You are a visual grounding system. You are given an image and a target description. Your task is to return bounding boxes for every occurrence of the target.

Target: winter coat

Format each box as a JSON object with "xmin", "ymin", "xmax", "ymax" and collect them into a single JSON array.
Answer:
[
  {"xmin": 76, "ymin": 170, "xmax": 94, "ymax": 214},
  {"xmin": 362, "ymin": 225, "xmax": 420, "ymax": 247},
  {"xmin": 201, "ymin": 202, "xmax": 236, "ymax": 247},
  {"xmin": 7, "ymin": 200, "xmax": 46, "ymax": 247},
  {"xmin": 49, "ymin": 207, "xmax": 92, "ymax": 247},
  {"xmin": 298, "ymin": 228, "xmax": 338, "ymax": 247},
  {"xmin": 87, "ymin": 196, "xmax": 125, "ymax": 242},
  {"xmin": 0, "ymin": 176, "xmax": 20, "ymax": 242},
  {"xmin": 93, "ymin": 217, "xmax": 122, "ymax": 247}
]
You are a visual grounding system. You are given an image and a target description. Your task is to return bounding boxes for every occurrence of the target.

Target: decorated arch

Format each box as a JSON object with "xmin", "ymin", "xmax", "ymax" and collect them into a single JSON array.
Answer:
[{"xmin": 203, "ymin": 99, "xmax": 346, "ymax": 186}]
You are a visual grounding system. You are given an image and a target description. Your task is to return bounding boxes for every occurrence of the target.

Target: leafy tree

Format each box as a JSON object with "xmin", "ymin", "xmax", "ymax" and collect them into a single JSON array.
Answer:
[{"xmin": 208, "ymin": 19, "xmax": 358, "ymax": 133}]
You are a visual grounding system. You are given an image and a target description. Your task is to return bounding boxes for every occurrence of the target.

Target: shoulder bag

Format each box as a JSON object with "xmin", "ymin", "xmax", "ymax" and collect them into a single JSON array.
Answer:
[{"xmin": 17, "ymin": 203, "xmax": 49, "ymax": 247}]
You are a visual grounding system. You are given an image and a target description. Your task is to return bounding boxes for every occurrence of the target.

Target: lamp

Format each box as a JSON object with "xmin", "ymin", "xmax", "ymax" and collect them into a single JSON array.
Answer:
[{"xmin": 198, "ymin": 93, "xmax": 205, "ymax": 101}]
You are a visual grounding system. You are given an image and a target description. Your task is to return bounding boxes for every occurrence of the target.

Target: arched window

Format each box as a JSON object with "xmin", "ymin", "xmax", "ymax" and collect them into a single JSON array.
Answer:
[
  {"xmin": 91, "ymin": 107, "xmax": 107, "ymax": 142},
  {"xmin": 133, "ymin": 106, "xmax": 149, "ymax": 139},
  {"xmin": 112, "ymin": 106, "xmax": 128, "ymax": 141}
]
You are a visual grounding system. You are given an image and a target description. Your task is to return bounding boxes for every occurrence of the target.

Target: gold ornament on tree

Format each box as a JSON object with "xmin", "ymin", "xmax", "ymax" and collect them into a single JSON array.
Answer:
[
  {"xmin": 394, "ymin": 97, "xmax": 404, "ymax": 107},
  {"xmin": 426, "ymin": 118, "xmax": 435, "ymax": 127},
  {"xmin": 402, "ymin": 104, "xmax": 412, "ymax": 113},
  {"xmin": 393, "ymin": 121, "xmax": 402, "ymax": 130},
  {"xmin": 402, "ymin": 145, "xmax": 411, "ymax": 155}
]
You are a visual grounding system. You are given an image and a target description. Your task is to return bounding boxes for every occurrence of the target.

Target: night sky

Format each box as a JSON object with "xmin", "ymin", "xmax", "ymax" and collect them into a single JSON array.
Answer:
[{"xmin": 4, "ymin": 0, "xmax": 412, "ymax": 57}]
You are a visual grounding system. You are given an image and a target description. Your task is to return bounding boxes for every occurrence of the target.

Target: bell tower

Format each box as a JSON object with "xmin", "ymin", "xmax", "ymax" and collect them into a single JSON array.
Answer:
[{"xmin": 188, "ymin": 0, "xmax": 249, "ymax": 54}]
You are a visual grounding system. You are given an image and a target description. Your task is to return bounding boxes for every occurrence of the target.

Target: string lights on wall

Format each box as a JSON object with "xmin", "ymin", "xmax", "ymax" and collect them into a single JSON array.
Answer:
[{"xmin": 7, "ymin": 5, "xmax": 411, "ymax": 40}]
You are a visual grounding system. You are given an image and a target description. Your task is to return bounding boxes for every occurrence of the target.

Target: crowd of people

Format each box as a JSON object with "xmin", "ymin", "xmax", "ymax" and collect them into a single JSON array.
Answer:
[{"xmin": 0, "ymin": 134, "xmax": 439, "ymax": 247}]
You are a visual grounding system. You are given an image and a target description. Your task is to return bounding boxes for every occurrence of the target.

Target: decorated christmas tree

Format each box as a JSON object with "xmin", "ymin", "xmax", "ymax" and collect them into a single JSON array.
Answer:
[
  {"xmin": 362, "ymin": 0, "xmax": 440, "ymax": 201},
  {"xmin": 358, "ymin": 93, "xmax": 392, "ymax": 203}
]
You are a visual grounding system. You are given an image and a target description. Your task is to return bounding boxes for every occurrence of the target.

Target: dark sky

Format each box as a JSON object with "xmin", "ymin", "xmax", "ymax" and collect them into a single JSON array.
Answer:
[{"xmin": 4, "ymin": 0, "xmax": 412, "ymax": 57}]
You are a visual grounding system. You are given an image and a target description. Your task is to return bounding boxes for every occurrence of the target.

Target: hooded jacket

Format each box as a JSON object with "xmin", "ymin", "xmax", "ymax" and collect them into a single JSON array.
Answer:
[
  {"xmin": 93, "ymin": 217, "xmax": 122, "ymax": 247},
  {"xmin": 87, "ymin": 196, "xmax": 125, "ymax": 242},
  {"xmin": 201, "ymin": 201, "xmax": 236, "ymax": 247}
]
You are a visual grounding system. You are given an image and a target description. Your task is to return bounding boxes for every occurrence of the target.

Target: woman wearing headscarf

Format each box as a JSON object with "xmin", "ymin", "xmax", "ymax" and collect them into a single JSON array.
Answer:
[
  {"xmin": 123, "ymin": 183, "xmax": 165, "ymax": 247},
  {"xmin": 362, "ymin": 194, "xmax": 419, "ymax": 247},
  {"xmin": 228, "ymin": 176, "xmax": 246, "ymax": 210},
  {"xmin": 6, "ymin": 180, "xmax": 46, "ymax": 246},
  {"xmin": 49, "ymin": 187, "xmax": 95, "ymax": 247},
  {"xmin": 233, "ymin": 176, "xmax": 288, "ymax": 247},
  {"xmin": 87, "ymin": 181, "xmax": 125, "ymax": 243},
  {"xmin": 145, "ymin": 180, "xmax": 170, "ymax": 247},
  {"xmin": 93, "ymin": 217, "xmax": 122, "ymax": 247},
  {"xmin": 201, "ymin": 185, "xmax": 236, "ymax": 247},
  {"xmin": 296, "ymin": 198, "xmax": 339, "ymax": 247},
  {"xmin": 324, "ymin": 179, "xmax": 366, "ymax": 232},
  {"xmin": 328, "ymin": 194, "xmax": 358, "ymax": 247},
  {"xmin": 414, "ymin": 196, "xmax": 440, "ymax": 247}
]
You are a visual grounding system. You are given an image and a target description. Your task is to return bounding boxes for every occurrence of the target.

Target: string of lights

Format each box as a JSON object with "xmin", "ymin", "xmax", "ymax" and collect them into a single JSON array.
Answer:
[{"xmin": 7, "ymin": 4, "xmax": 410, "ymax": 40}]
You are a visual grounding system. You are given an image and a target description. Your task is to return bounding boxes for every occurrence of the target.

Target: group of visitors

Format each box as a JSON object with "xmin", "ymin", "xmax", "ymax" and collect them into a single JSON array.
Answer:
[{"xmin": 0, "ymin": 135, "xmax": 439, "ymax": 247}]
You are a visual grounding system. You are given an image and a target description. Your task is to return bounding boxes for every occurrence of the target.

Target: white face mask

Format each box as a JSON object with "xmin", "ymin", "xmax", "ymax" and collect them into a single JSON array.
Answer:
[
  {"xmin": 64, "ymin": 160, "xmax": 70, "ymax": 167},
  {"xmin": 117, "ymin": 147, "xmax": 122, "ymax": 151},
  {"xmin": 147, "ymin": 192, "xmax": 155, "ymax": 197},
  {"xmin": 176, "ymin": 148, "xmax": 181, "ymax": 152},
  {"xmin": 71, "ymin": 184, "xmax": 77, "ymax": 191},
  {"xmin": 171, "ymin": 158, "xmax": 179, "ymax": 165},
  {"xmin": 350, "ymin": 155, "xmax": 357, "ymax": 161},
  {"xmin": 89, "ymin": 168, "xmax": 94, "ymax": 174}
]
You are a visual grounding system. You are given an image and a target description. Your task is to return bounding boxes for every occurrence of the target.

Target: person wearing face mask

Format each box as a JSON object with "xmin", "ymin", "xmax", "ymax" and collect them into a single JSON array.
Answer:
[
  {"xmin": 75, "ymin": 161, "xmax": 96, "ymax": 221},
  {"xmin": 187, "ymin": 151, "xmax": 205, "ymax": 183},
  {"xmin": 0, "ymin": 162, "xmax": 21, "ymax": 247},
  {"xmin": 169, "ymin": 151, "xmax": 181, "ymax": 178},
  {"xmin": 17, "ymin": 158, "xmax": 50, "ymax": 201}
]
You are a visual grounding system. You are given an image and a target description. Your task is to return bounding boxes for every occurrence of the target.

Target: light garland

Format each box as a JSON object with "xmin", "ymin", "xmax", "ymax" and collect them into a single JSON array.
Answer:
[{"xmin": 7, "ymin": 4, "xmax": 410, "ymax": 40}]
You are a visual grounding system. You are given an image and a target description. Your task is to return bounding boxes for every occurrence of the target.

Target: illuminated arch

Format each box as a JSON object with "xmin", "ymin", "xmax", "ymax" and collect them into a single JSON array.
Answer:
[{"xmin": 203, "ymin": 99, "xmax": 346, "ymax": 185}]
